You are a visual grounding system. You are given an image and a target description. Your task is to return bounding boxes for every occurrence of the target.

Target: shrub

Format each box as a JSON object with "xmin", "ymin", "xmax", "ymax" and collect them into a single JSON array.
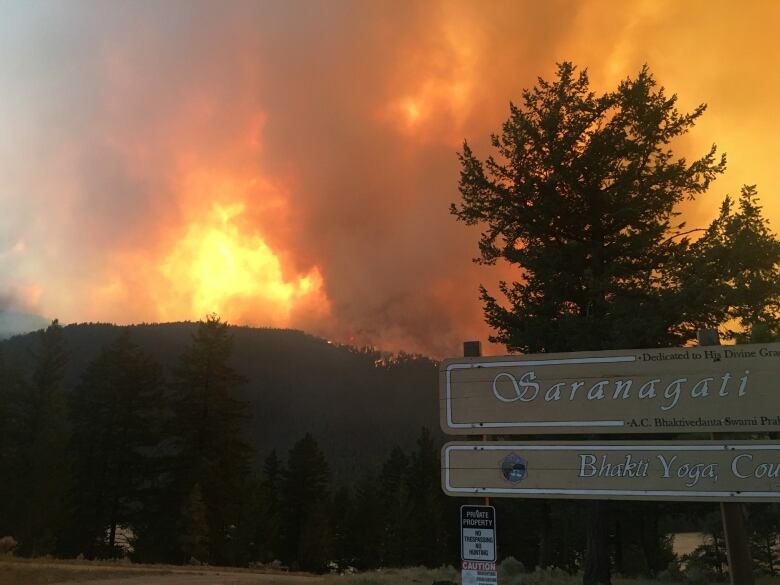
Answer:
[
  {"xmin": 0, "ymin": 536, "xmax": 17, "ymax": 555},
  {"xmin": 498, "ymin": 556, "xmax": 525, "ymax": 585}
]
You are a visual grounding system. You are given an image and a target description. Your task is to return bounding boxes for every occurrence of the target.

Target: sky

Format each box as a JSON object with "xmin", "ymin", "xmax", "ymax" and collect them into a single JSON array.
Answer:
[{"xmin": 1, "ymin": 0, "xmax": 778, "ymax": 357}]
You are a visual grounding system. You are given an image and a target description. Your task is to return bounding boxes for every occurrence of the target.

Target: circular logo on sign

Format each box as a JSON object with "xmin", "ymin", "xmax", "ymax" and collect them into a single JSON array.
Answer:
[{"xmin": 500, "ymin": 453, "xmax": 527, "ymax": 483}]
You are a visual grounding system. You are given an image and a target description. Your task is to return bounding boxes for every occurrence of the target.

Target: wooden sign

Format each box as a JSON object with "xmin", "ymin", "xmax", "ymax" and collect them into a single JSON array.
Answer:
[
  {"xmin": 440, "ymin": 342, "xmax": 780, "ymax": 435},
  {"xmin": 442, "ymin": 441, "xmax": 780, "ymax": 501}
]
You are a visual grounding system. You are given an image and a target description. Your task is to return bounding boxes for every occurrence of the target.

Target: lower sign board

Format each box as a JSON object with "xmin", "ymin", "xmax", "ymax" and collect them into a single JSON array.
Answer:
[
  {"xmin": 443, "ymin": 441, "xmax": 780, "ymax": 502},
  {"xmin": 461, "ymin": 560, "xmax": 497, "ymax": 585}
]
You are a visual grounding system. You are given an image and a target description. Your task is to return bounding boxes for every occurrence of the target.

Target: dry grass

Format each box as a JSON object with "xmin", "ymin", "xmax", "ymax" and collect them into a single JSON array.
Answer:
[
  {"xmin": 326, "ymin": 566, "xmax": 459, "ymax": 585},
  {"xmin": 0, "ymin": 556, "xmax": 169, "ymax": 584},
  {"xmin": 324, "ymin": 566, "xmax": 780, "ymax": 585},
  {"xmin": 4, "ymin": 557, "xmax": 780, "ymax": 585},
  {"xmin": 0, "ymin": 556, "xmax": 318, "ymax": 585}
]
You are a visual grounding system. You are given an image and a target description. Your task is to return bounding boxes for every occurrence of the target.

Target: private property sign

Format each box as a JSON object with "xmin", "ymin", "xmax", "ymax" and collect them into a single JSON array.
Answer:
[
  {"xmin": 443, "ymin": 441, "xmax": 780, "ymax": 501},
  {"xmin": 440, "ymin": 342, "xmax": 780, "ymax": 435},
  {"xmin": 460, "ymin": 506, "xmax": 497, "ymax": 585},
  {"xmin": 461, "ymin": 505, "xmax": 496, "ymax": 561}
]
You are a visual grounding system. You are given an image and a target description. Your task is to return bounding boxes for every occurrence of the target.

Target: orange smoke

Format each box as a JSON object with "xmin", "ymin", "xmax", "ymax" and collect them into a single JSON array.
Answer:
[{"xmin": 4, "ymin": 1, "xmax": 780, "ymax": 357}]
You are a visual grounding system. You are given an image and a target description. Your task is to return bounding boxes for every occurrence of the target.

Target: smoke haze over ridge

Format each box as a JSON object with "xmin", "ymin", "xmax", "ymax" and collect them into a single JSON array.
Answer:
[{"xmin": 1, "ymin": 0, "xmax": 779, "ymax": 356}]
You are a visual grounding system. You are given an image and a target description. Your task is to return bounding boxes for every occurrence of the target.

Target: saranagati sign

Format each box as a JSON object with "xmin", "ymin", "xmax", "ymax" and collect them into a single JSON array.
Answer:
[
  {"xmin": 442, "ymin": 441, "xmax": 780, "ymax": 502},
  {"xmin": 440, "ymin": 343, "xmax": 780, "ymax": 435}
]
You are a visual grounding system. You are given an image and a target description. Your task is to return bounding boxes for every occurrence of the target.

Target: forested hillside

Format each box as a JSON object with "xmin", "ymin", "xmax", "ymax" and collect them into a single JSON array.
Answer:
[
  {"xmin": 0, "ymin": 319, "xmax": 458, "ymax": 568},
  {"xmin": 0, "ymin": 321, "xmax": 440, "ymax": 481}
]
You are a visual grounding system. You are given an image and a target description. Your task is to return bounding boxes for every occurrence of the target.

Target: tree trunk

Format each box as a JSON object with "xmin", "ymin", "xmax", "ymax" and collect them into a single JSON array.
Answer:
[
  {"xmin": 109, "ymin": 492, "xmax": 120, "ymax": 549},
  {"xmin": 614, "ymin": 514, "xmax": 624, "ymax": 574},
  {"xmin": 583, "ymin": 500, "xmax": 611, "ymax": 585},
  {"xmin": 713, "ymin": 534, "xmax": 724, "ymax": 578},
  {"xmin": 538, "ymin": 500, "xmax": 551, "ymax": 569},
  {"xmin": 639, "ymin": 504, "xmax": 660, "ymax": 575}
]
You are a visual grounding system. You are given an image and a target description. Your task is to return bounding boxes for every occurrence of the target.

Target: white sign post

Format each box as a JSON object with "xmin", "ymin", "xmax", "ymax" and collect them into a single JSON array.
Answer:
[{"xmin": 461, "ymin": 505, "xmax": 497, "ymax": 585}]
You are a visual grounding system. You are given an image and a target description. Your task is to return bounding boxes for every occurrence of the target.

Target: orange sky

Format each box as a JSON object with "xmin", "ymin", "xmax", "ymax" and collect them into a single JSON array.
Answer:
[{"xmin": 0, "ymin": 0, "xmax": 778, "ymax": 356}]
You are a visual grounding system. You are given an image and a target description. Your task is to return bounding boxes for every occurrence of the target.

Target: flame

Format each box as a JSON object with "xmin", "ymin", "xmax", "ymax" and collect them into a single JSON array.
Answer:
[{"xmin": 153, "ymin": 199, "xmax": 327, "ymax": 327}]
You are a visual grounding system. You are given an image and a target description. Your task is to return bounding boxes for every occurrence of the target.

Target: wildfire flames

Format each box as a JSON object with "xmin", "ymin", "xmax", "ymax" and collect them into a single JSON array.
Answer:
[
  {"xmin": 2, "ymin": 1, "xmax": 780, "ymax": 355},
  {"xmin": 157, "ymin": 201, "xmax": 325, "ymax": 326},
  {"xmin": 90, "ymin": 166, "xmax": 330, "ymax": 329}
]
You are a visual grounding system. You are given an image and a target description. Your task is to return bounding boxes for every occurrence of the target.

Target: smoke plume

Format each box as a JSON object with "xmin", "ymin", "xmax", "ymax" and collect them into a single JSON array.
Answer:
[{"xmin": 1, "ymin": 0, "xmax": 778, "ymax": 356}]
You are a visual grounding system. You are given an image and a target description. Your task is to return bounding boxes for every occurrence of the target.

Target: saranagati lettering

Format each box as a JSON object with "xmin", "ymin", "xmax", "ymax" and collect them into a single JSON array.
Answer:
[{"xmin": 492, "ymin": 369, "xmax": 750, "ymax": 412}]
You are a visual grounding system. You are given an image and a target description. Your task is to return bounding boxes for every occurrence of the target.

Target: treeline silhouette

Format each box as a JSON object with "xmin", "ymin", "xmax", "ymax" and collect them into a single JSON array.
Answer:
[
  {"xmin": 0, "ymin": 319, "xmax": 440, "ymax": 484},
  {"xmin": 0, "ymin": 316, "xmax": 458, "ymax": 570},
  {"xmin": 1, "ymin": 318, "xmax": 779, "ymax": 576}
]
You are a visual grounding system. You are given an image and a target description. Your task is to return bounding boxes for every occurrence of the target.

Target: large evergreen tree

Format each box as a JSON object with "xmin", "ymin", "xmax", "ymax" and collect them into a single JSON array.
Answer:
[
  {"xmin": 67, "ymin": 329, "xmax": 165, "ymax": 557},
  {"xmin": 169, "ymin": 314, "xmax": 251, "ymax": 565},
  {"xmin": 406, "ymin": 428, "xmax": 449, "ymax": 568},
  {"xmin": 254, "ymin": 450, "xmax": 283, "ymax": 562},
  {"xmin": 684, "ymin": 185, "xmax": 780, "ymax": 337},
  {"xmin": 178, "ymin": 483, "xmax": 210, "ymax": 562},
  {"xmin": 349, "ymin": 472, "xmax": 385, "ymax": 569},
  {"xmin": 279, "ymin": 433, "xmax": 332, "ymax": 572},
  {"xmin": 452, "ymin": 63, "xmax": 780, "ymax": 584},
  {"xmin": 14, "ymin": 320, "xmax": 71, "ymax": 556},
  {"xmin": 0, "ymin": 346, "xmax": 24, "ymax": 538},
  {"xmin": 379, "ymin": 446, "xmax": 414, "ymax": 567},
  {"xmin": 453, "ymin": 63, "xmax": 729, "ymax": 354}
]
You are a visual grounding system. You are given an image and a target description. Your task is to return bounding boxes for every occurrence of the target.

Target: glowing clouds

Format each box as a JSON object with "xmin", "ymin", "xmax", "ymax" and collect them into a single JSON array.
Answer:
[
  {"xmin": 155, "ymin": 201, "xmax": 328, "ymax": 327},
  {"xmin": 4, "ymin": 1, "xmax": 780, "ymax": 356},
  {"xmin": 382, "ymin": 12, "xmax": 479, "ymax": 144}
]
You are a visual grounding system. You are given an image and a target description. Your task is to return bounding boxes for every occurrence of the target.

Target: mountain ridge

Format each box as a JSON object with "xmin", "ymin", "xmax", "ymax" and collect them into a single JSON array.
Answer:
[{"xmin": 0, "ymin": 321, "xmax": 442, "ymax": 482}]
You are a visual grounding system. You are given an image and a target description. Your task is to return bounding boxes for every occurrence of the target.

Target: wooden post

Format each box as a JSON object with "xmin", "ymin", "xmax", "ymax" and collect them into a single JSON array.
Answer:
[
  {"xmin": 463, "ymin": 340, "xmax": 482, "ymax": 358},
  {"xmin": 698, "ymin": 328, "xmax": 755, "ymax": 585},
  {"xmin": 463, "ymin": 341, "xmax": 489, "ymax": 506}
]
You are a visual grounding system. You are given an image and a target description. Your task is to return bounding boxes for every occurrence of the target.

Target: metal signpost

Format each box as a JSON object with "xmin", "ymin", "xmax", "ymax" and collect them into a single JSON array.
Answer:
[
  {"xmin": 461, "ymin": 505, "xmax": 497, "ymax": 585},
  {"xmin": 441, "ymin": 339, "xmax": 780, "ymax": 584}
]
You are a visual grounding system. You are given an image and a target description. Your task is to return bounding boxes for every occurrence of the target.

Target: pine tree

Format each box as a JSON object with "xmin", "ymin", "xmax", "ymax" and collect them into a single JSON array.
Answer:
[
  {"xmin": 407, "ymin": 428, "xmax": 448, "ymax": 568},
  {"xmin": 453, "ymin": 63, "xmax": 727, "ymax": 354},
  {"xmin": 255, "ymin": 450, "xmax": 282, "ymax": 562},
  {"xmin": 279, "ymin": 433, "xmax": 332, "ymax": 572},
  {"xmin": 452, "ymin": 62, "xmax": 780, "ymax": 584},
  {"xmin": 15, "ymin": 320, "xmax": 71, "ymax": 556},
  {"xmin": 380, "ymin": 446, "xmax": 414, "ymax": 567},
  {"xmin": 349, "ymin": 472, "xmax": 385, "ymax": 569},
  {"xmin": 169, "ymin": 314, "xmax": 251, "ymax": 565},
  {"xmin": 684, "ymin": 185, "xmax": 780, "ymax": 337},
  {"xmin": 226, "ymin": 471, "xmax": 271, "ymax": 567},
  {"xmin": 0, "ymin": 347, "xmax": 24, "ymax": 537},
  {"xmin": 331, "ymin": 486, "xmax": 353, "ymax": 568},
  {"xmin": 749, "ymin": 505, "xmax": 780, "ymax": 576},
  {"xmin": 178, "ymin": 483, "xmax": 209, "ymax": 563},
  {"xmin": 67, "ymin": 329, "xmax": 165, "ymax": 557}
]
